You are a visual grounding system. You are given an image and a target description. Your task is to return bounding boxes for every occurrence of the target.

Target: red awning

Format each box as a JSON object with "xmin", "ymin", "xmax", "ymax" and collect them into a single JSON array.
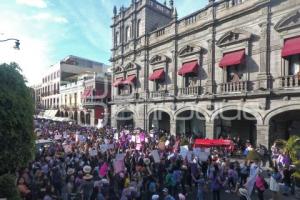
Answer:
[
  {"xmin": 123, "ymin": 75, "xmax": 136, "ymax": 85},
  {"xmin": 178, "ymin": 60, "xmax": 198, "ymax": 76},
  {"xmin": 149, "ymin": 69, "xmax": 165, "ymax": 81},
  {"xmin": 194, "ymin": 139, "xmax": 234, "ymax": 148},
  {"xmin": 219, "ymin": 49, "xmax": 245, "ymax": 68},
  {"xmin": 282, "ymin": 36, "xmax": 300, "ymax": 58},
  {"xmin": 112, "ymin": 78, "xmax": 123, "ymax": 87}
]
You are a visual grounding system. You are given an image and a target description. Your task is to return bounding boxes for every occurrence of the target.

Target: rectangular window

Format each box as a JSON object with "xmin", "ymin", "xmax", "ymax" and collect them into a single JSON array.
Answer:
[{"xmin": 289, "ymin": 55, "xmax": 300, "ymax": 76}]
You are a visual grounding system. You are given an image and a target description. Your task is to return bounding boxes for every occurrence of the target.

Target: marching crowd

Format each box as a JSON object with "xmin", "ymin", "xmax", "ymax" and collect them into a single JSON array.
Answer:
[{"xmin": 16, "ymin": 119, "xmax": 296, "ymax": 200}]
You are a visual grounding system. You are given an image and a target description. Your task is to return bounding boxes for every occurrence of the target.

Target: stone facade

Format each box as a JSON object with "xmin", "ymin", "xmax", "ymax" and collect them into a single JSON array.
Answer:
[{"xmin": 110, "ymin": 0, "xmax": 300, "ymax": 148}]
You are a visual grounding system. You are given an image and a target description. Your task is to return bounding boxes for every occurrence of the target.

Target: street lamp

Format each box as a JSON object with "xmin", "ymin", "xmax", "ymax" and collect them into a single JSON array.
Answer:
[{"xmin": 0, "ymin": 38, "xmax": 20, "ymax": 50}]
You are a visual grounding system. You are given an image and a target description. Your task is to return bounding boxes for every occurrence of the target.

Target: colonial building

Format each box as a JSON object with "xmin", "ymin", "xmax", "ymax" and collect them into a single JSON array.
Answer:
[
  {"xmin": 59, "ymin": 72, "xmax": 111, "ymax": 126},
  {"xmin": 110, "ymin": 0, "xmax": 300, "ymax": 148},
  {"xmin": 39, "ymin": 55, "xmax": 108, "ymax": 119}
]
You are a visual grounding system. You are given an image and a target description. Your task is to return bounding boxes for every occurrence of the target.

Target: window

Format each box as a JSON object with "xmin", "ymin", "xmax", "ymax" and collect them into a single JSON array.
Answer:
[
  {"xmin": 184, "ymin": 76, "xmax": 195, "ymax": 87},
  {"xmin": 125, "ymin": 26, "xmax": 131, "ymax": 42},
  {"xmin": 57, "ymin": 71, "xmax": 60, "ymax": 77},
  {"xmin": 232, "ymin": 0, "xmax": 243, "ymax": 6},
  {"xmin": 115, "ymin": 32, "xmax": 119, "ymax": 46},
  {"xmin": 288, "ymin": 55, "xmax": 300, "ymax": 76},
  {"xmin": 226, "ymin": 66, "xmax": 241, "ymax": 82},
  {"xmin": 154, "ymin": 81, "xmax": 159, "ymax": 91},
  {"xmin": 137, "ymin": 20, "xmax": 141, "ymax": 37}
]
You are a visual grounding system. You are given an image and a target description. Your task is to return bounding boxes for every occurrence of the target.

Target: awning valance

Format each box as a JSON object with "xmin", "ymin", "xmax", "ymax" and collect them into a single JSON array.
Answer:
[
  {"xmin": 123, "ymin": 75, "xmax": 136, "ymax": 85},
  {"xmin": 282, "ymin": 36, "xmax": 300, "ymax": 58},
  {"xmin": 219, "ymin": 49, "xmax": 245, "ymax": 68},
  {"xmin": 178, "ymin": 60, "xmax": 198, "ymax": 76},
  {"xmin": 148, "ymin": 69, "xmax": 165, "ymax": 81},
  {"xmin": 112, "ymin": 78, "xmax": 124, "ymax": 87}
]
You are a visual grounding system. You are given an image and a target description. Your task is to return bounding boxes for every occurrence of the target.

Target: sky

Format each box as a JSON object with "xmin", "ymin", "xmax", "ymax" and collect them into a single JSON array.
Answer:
[{"xmin": 0, "ymin": 0, "xmax": 206, "ymax": 85}]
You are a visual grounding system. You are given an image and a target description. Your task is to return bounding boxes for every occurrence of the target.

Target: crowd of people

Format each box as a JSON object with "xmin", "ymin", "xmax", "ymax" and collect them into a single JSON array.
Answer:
[{"xmin": 16, "ymin": 119, "xmax": 296, "ymax": 200}]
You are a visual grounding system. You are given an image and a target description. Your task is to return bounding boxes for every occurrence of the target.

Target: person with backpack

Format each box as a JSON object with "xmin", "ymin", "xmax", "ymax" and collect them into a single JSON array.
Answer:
[{"xmin": 255, "ymin": 172, "xmax": 267, "ymax": 200}]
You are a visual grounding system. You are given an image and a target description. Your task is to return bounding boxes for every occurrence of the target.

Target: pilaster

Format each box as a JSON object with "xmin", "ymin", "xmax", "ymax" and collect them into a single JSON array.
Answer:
[
  {"xmin": 256, "ymin": 124, "xmax": 269, "ymax": 148},
  {"xmin": 205, "ymin": 122, "xmax": 214, "ymax": 139}
]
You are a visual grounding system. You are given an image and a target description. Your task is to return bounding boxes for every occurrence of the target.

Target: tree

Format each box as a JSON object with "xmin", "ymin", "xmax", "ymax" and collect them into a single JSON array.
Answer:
[
  {"xmin": 0, "ymin": 63, "xmax": 34, "ymax": 198},
  {"xmin": 275, "ymin": 136, "xmax": 300, "ymax": 178}
]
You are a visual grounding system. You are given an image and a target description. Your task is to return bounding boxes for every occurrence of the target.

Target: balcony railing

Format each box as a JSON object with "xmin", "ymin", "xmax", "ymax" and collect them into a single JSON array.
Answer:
[
  {"xmin": 279, "ymin": 75, "xmax": 300, "ymax": 88},
  {"xmin": 149, "ymin": 90, "xmax": 172, "ymax": 98},
  {"xmin": 218, "ymin": 80, "xmax": 249, "ymax": 94},
  {"xmin": 178, "ymin": 86, "xmax": 203, "ymax": 96}
]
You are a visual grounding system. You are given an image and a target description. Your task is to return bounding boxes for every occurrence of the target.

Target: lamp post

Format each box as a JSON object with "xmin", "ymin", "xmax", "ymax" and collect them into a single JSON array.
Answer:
[{"xmin": 0, "ymin": 38, "xmax": 20, "ymax": 50}]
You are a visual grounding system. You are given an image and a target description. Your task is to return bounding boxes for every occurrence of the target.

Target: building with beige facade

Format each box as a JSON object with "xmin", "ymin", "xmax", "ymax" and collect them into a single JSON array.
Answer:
[
  {"xmin": 59, "ymin": 72, "xmax": 111, "ymax": 126},
  {"xmin": 110, "ymin": 0, "xmax": 300, "ymax": 148},
  {"xmin": 39, "ymin": 55, "xmax": 108, "ymax": 119}
]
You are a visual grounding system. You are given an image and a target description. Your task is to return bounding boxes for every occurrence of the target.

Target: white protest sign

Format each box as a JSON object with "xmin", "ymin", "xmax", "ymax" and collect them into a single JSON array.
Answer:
[
  {"xmin": 100, "ymin": 144, "xmax": 108, "ymax": 153},
  {"xmin": 116, "ymin": 153, "xmax": 125, "ymax": 161},
  {"xmin": 180, "ymin": 146, "xmax": 189, "ymax": 158},
  {"xmin": 151, "ymin": 150, "xmax": 160, "ymax": 163},
  {"xmin": 89, "ymin": 148, "xmax": 98, "ymax": 157},
  {"xmin": 198, "ymin": 148, "xmax": 210, "ymax": 161}
]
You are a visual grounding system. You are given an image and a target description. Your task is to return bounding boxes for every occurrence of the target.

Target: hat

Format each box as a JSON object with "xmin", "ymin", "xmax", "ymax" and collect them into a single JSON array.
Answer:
[
  {"xmin": 83, "ymin": 174, "xmax": 93, "ymax": 180},
  {"xmin": 152, "ymin": 194, "xmax": 159, "ymax": 200},
  {"xmin": 67, "ymin": 168, "xmax": 75, "ymax": 175},
  {"xmin": 143, "ymin": 158, "xmax": 150, "ymax": 165},
  {"xmin": 162, "ymin": 188, "xmax": 168, "ymax": 193},
  {"xmin": 83, "ymin": 165, "xmax": 92, "ymax": 174},
  {"xmin": 178, "ymin": 193, "xmax": 185, "ymax": 200}
]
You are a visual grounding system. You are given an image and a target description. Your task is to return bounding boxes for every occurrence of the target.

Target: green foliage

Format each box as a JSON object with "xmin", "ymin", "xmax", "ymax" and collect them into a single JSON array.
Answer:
[
  {"xmin": 0, "ymin": 63, "xmax": 35, "ymax": 175},
  {"xmin": 275, "ymin": 136, "xmax": 300, "ymax": 178},
  {"xmin": 246, "ymin": 150, "xmax": 261, "ymax": 161},
  {"xmin": 275, "ymin": 136, "xmax": 300, "ymax": 162},
  {"xmin": 0, "ymin": 173, "xmax": 21, "ymax": 200}
]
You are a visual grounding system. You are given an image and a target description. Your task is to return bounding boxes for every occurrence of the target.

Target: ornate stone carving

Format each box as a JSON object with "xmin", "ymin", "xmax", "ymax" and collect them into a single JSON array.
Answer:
[
  {"xmin": 124, "ymin": 62, "xmax": 138, "ymax": 71},
  {"xmin": 216, "ymin": 28, "xmax": 252, "ymax": 47},
  {"xmin": 178, "ymin": 45, "xmax": 201, "ymax": 57},
  {"xmin": 275, "ymin": 9, "xmax": 300, "ymax": 32},
  {"xmin": 113, "ymin": 66, "xmax": 124, "ymax": 73},
  {"xmin": 150, "ymin": 54, "xmax": 169, "ymax": 65}
]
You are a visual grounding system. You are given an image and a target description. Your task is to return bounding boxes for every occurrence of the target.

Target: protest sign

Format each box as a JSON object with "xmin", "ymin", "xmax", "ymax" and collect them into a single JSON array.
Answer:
[
  {"xmin": 180, "ymin": 146, "xmax": 189, "ymax": 158},
  {"xmin": 114, "ymin": 159, "xmax": 124, "ymax": 174},
  {"xmin": 151, "ymin": 150, "xmax": 160, "ymax": 163},
  {"xmin": 116, "ymin": 153, "xmax": 125, "ymax": 160},
  {"xmin": 136, "ymin": 144, "xmax": 142, "ymax": 151}
]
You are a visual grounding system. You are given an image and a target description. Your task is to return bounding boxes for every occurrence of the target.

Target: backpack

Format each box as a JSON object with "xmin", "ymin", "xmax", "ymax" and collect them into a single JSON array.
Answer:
[{"xmin": 166, "ymin": 173, "xmax": 176, "ymax": 187}]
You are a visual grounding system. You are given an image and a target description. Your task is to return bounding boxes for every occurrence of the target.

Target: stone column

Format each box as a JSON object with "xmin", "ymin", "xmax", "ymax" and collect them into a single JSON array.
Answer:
[
  {"xmin": 256, "ymin": 124, "xmax": 269, "ymax": 148},
  {"xmin": 257, "ymin": 9, "xmax": 271, "ymax": 89},
  {"xmin": 205, "ymin": 122, "xmax": 214, "ymax": 139},
  {"xmin": 205, "ymin": 37, "xmax": 216, "ymax": 94},
  {"xmin": 170, "ymin": 121, "xmax": 176, "ymax": 136}
]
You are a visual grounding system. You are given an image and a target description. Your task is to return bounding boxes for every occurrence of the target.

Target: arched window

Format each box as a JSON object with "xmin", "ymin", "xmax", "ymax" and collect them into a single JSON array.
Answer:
[{"xmin": 137, "ymin": 19, "xmax": 141, "ymax": 37}]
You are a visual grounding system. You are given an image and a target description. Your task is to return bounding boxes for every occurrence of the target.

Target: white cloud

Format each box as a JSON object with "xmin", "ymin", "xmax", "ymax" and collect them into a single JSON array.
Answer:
[
  {"xmin": 30, "ymin": 12, "xmax": 68, "ymax": 24},
  {"xmin": 0, "ymin": 10, "xmax": 51, "ymax": 85},
  {"xmin": 16, "ymin": 0, "xmax": 47, "ymax": 8}
]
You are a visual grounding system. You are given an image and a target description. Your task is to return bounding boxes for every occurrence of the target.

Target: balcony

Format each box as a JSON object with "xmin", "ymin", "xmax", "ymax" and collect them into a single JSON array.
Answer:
[
  {"xmin": 218, "ymin": 80, "xmax": 249, "ymax": 94},
  {"xmin": 149, "ymin": 90, "xmax": 173, "ymax": 99},
  {"xmin": 83, "ymin": 97, "xmax": 105, "ymax": 107},
  {"xmin": 178, "ymin": 86, "xmax": 203, "ymax": 96},
  {"xmin": 279, "ymin": 75, "xmax": 300, "ymax": 89}
]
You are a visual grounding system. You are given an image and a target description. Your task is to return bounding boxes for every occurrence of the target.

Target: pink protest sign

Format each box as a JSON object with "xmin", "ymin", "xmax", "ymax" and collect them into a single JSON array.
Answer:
[
  {"xmin": 99, "ymin": 163, "xmax": 108, "ymax": 177},
  {"xmin": 114, "ymin": 159, "xmax": 124, "ymax": 174}
]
